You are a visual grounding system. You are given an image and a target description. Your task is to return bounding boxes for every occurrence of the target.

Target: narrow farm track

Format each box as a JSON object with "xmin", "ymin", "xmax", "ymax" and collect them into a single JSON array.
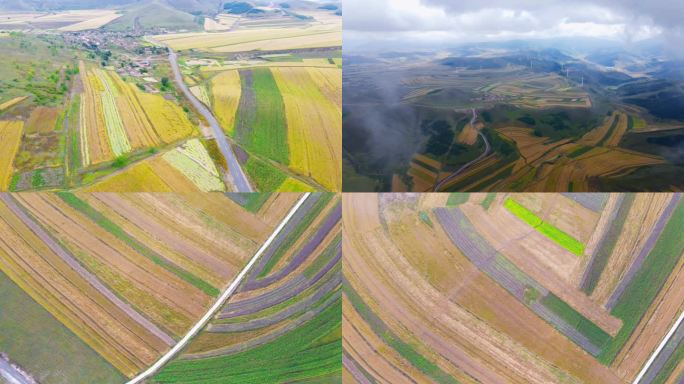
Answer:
[
  {"xmin": 126, "ymin": 193, "xmax": 310, "ymax": 384},
  {"xmin": 0, "ymin": 193, "xmax": 176, "ymax": 346},
  {"xmin": 633, "ymin": 309, "xmax": 684, "ymax": 384},
  {"xmin": 168, "ymin": 50, "xmax": 253, "ymax": 192}
]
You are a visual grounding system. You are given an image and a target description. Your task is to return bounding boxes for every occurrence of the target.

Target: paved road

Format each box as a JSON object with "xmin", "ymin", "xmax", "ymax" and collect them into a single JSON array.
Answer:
[
  {"xmin": 0, "ymin": 194, "xmax": 175, "ymax": 346},
  {"xmin": 433, "ymin": 108, "xmax": 490, "ymax": 191},
  {"xmin": 168, "ymin": 50, "xmax": 253, "ymax": 192},
  {"xmin": 126, "ymin": 193, "xmax": 311, "ymax": 384},
  {"xmin": 0, "ymin": 355, "xmax": 34, "ymax": 384},
  {"xmin": 632, "ymin": 309, "xmax": 684, "ymax": 384}
]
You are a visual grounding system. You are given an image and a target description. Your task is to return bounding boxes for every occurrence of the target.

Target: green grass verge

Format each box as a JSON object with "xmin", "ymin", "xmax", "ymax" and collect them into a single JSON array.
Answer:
[
  {"xmin": 0, "ymin": 269, "xmax": 125, "ymax": 384},
  {"xmin": 153, "ymin": 298, "xmax": 342, "ymax": 383},
  {"xmin": 541, "ymin": 293, "xmax": 612, "ymax": 349},
  {"xmin": 446, "ymin": 193, "xmax": 469, "ymax": 207},
  {"xmin": 600, "ymin": 199, "xmax": 684, "ymax": 364},
  {"xmin": 344, "ymin": 283, "xmax": 460, "ymax": 384},
  {"xmin": 504, "ymin": 198, "xmax": 585, "ymax": 256},
  {"xmin": 56, "ymin": 192, "xmax": 219, "ymax": 297}
]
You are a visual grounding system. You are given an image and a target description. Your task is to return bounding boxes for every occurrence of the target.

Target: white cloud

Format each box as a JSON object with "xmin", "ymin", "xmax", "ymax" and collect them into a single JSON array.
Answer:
[{"xmin": 344, "ymin": 0, "xmax": 677, "ymax": 48}]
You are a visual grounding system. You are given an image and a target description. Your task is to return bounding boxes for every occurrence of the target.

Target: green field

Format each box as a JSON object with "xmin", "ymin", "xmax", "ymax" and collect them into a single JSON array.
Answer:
[
  {"xmin": 446, "ymin": 193, "xmax": 470, "ymax": 206},
  {"xmin": 504, "ymin": 198, "xmax": 585, "ymax": 256},
  {"xmin": 244, "ymin": 157, "xmax": 288, "ymax": 191},
  {"xmin": 238, "ymin": 68, "xmax": 289, "ymax": 165},
  {"xmin": 152, "ymin": 296, "xmax": 342, "ymax": 383},
  {"xmin": 0, "ymin": 270, "xmax": 124, "ymax": 384},
  {"xmin": 541, "ymin": 293, "xmax": 611, "ymax": 349}
]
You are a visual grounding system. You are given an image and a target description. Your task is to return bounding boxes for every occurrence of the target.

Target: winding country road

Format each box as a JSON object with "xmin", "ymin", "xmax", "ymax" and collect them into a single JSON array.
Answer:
[
  {"xmin": 433, "ymin": 108, "xmax": 490, "ymax": 191},
  {"xmin": 168, "ymin": 50, "xmax": 253, "ymax": 192},
  {"xmin": 127, "ymin": 193, "xmax": 311, "ymax": 384}
]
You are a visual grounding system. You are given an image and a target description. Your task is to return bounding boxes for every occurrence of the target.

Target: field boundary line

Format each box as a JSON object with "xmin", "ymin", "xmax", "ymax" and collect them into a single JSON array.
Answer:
[
  {"xmin": 126, "ymin": 192, "xmax": 311, "ymax": 384},
  {"xmin": 632, "ymin": 308, "xmax": 684, "ymax": 384}
]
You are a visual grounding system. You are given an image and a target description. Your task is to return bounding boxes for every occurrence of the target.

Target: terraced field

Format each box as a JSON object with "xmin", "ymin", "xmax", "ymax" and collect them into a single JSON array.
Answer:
[
  {"xmin": 343, "ymin": 193, "xmax": 684, "ymax": 384},
  {"xmin": 153, "ymin": 193, "xmax": 342, "ymax": 383},
  {"xmin": 0, "ymin": 192, "xmax": 302, "ymax": 383}
]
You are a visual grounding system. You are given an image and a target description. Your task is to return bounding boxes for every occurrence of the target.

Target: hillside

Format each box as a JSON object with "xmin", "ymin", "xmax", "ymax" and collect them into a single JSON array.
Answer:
[{"xmin": 104, "ymin": 0, "xmax": 201, "ymax": 31}]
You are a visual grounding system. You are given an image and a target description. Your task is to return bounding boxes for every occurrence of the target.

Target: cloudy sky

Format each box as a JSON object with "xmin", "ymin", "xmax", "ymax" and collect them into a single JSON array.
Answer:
[{"xmin": 344, "ymin": 0, "xmax": 683, "ymax": 51}]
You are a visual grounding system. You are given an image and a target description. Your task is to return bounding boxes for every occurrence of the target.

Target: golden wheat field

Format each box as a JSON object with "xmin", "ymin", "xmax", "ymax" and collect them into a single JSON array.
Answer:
[{"xmin": 272, "ymin": 66, "xmax": 342, "ymax": 191}]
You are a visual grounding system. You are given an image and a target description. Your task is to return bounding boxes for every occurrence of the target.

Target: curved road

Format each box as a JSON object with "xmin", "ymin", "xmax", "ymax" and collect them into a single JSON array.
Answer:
[
  {"xmin": 433, "ymin": 108, "xmax": 490, "ymax": 191},
  {"xmin": 168, "ymin": 50, "xmax": 253, "ymax": 192},
  {"xmin": 127, "ymin": 193, "xmax": 311, "ymax": 384}
]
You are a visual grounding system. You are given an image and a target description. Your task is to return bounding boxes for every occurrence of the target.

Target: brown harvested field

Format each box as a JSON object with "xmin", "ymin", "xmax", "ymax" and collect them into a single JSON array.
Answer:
[
  {"xmin": 528, "ymin": 147, "xmax": 664, "ymax": 192},
  {"xmin": 0, "ymin": 192, "xmax": 297, "ymax": 379},
  {"xmin": 579, "ymin": 112, "xmax": 617, "ymax": 146},
  {"xmin": 25, "ymin": 106, "xmax": 61, "ymax": 134},
  {"xmin": 604, "ymin": 113, "xmax": 629, "ymax": 147},
  {"xmin": 457, "ymin": 121, "xmax": 479, "ymax": 145},
  {"xmin": 0, "ymin": 198, "xmax": 166, "ymax": 376},
  {"xmin": 343, "ymin": 193, "xmax": 626, "ymax": 384},
  {"xmin": 498, "ymin": 127, "xmax": 573, "ymax": 170},
  {"xmin": 591, "ymin": 194, "xmax": 675, "ymax": 305},
  {"xmin": 460, "ymin": 198, "xmax": 622, "ymax": 336}
]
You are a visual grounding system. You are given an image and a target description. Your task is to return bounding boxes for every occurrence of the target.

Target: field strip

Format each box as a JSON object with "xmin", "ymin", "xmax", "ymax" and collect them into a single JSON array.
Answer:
[
  {"xmin": 0, "ymin": 193, "xmax": 176, "ymax": 346},
  {"xmin": 126, "ymin": 192, "xmax": 311, "ymax": 384},
  {"xmin": 633, "ymin": 309, "xmax": 684, "ymax": 383}
]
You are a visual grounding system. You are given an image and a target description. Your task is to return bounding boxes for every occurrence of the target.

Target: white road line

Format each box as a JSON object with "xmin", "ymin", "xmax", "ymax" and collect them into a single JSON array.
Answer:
[
  {"xmin": 632, "ymin": 309, "xmax": 684, "ymax": 384},
  {"xmin": 127, "ymin": 192, "xmax": 311, "ymax": 384}
]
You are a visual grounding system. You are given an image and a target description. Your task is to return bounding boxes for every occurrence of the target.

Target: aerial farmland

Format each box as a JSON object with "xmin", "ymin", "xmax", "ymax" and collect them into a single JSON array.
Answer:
[
  {"xmin": 343, "ymin": 192, "xmax": 684, "ymax": 384},
  {"xmin": 0, "ymin": 192, "xmax": 341, "ymax": 383},
  {"xmin": 0, "ymin": 0, "xmax": 341, "ymax": 192}
]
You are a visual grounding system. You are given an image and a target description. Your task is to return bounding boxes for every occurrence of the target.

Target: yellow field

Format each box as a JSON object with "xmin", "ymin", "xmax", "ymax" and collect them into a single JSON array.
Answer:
[
  {"xmin": 80, "ymin": 62, "xmax": 112, "ymax": 165},
  {"xmin": 135, "ymin": 92, "xmax": 195, "ymax": 143},
  {"xmin": 150, "ymin": 22, "xmax": 340, "ymax": 52},
  {"xmin": 85, "ymin": 156, "xmax": 201, "ymax": 192},
  {"xmin": 271, "ymin": 66, "xmax": 341, "ymax": 191},
  {"xmin": 278, "ymin": 177, "xmax": 316, "ymax": 192},
  {"xmin": 57, "ymin": 10, "xmax": 121, "ymax": 31},
  {"xmin": 0, "ymin": 121, "xmax": 23, "ymax": 189},
  {"xmin": 79, "ymin": 61, "xmax": 196, "ymax": 166},
  {"xmin": 210, "ymin": 70, "xmax": 241, "ymax": 136},
  {"xmin": 0, "ymin": 96, "xmax": 27, "ymax": 112},
  {"xmin": 189, "ymin": 85, "xmax": 210, "ymax": 106}
]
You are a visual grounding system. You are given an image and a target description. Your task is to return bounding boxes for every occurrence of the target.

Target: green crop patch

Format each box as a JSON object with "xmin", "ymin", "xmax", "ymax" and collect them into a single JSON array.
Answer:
[
  {"xmin": 600, "ymin": 199, "xmax": 684, "ymax": 364},
  {"xmin": 541, "ymin": 293, "xmax": 611, "ymax": 349},
  {"xmin": 153, "ymin": 298, "xmax": 342, "ymax": 383},
  {"xmin": 447, "ymin": 193, "xmax": 470, "ymax": 207},
  {"xmin": 237, "ymin": 68, "xmax": 289, "ymax": 165},
  {"xmin": 504, "ymin": 198, "xmax": 585, "ymax": 256}
]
